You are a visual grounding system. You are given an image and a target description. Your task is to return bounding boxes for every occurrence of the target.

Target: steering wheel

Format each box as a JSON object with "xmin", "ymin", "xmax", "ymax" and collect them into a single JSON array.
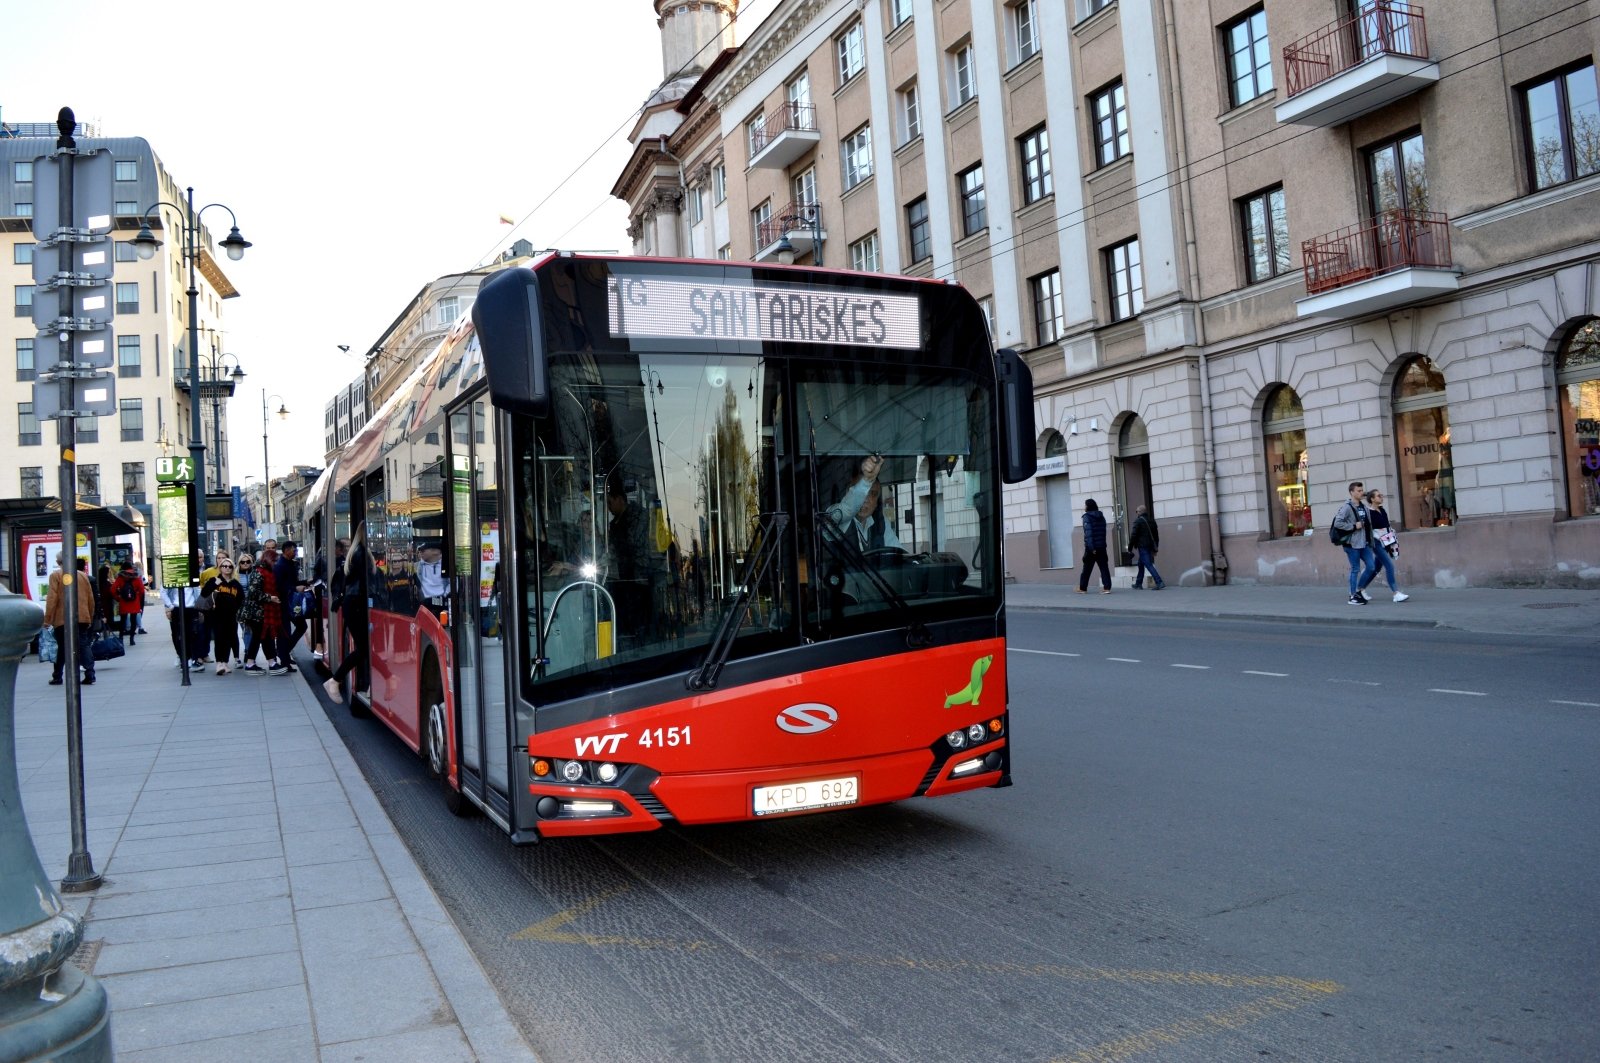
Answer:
[{"xmin": 862, "ymin": 547, "xmax": 910, "ymax": 564}]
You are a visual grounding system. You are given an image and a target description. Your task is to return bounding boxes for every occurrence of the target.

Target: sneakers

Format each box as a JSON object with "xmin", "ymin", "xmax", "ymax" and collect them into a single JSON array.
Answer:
[
  {"xmin": 1347, "ymin": 595, "xmax": 1366, "ymax": 605},
  {"xmin": 216, "ymin": 664, "xmax": 228, "ymax": 675},
  {"xmin": 48, "ymin": 678, "xmax": 63, "ymax": 685},
  {"xmin": 1359, "ymin": 589, "xmax": 1373, "ymax": 602},
  {"xmin": 268, "ymin": 665, "xmax": 290, "ymax": 676},
  {"xmin": 1100, "ymin": 588, "xmax": 1112, "ymax": 594},
  {"xmin": 244, "ymin": 664, "xmax": 266, "ymax": 675},
  {"xmin": 1132, "ymin": 583, "xmax": 1143, "ymax": 590},
  {"xmin": 1075, "ymin": 588, "xmax": 1088, "ymax": 594},
  {"xmin": 1393, "ymin": 592, "xmax": 1410, "ymax": 603},
  {"xmin": 323, "ymin": 678, "xmax": 343, "ymax": 703}
]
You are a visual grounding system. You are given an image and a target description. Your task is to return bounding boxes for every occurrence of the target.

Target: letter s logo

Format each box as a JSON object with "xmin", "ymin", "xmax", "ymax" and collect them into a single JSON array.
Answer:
[{"xmin": 777, "ymin": 703, "xmax": 838, "ymax": 734}]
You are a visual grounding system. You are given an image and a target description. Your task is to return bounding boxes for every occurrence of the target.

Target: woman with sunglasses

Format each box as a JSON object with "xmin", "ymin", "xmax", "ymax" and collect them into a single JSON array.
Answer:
[
  {"xmin": 236, "ymin": 553, "xmax": 267, "ymax": 672},
  {"xmin": 202, "ymin": 559, "xmax": 245, "ymax": 673}
]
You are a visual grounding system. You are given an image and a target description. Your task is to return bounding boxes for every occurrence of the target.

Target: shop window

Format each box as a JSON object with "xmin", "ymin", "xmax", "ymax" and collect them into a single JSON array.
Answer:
[
  {"xmin": 1392, "ymin": 356, "xmax": 1455, "ymax": 528},
  {"xmin": 1262, "ymin": 386, "xmax": 1309, "ymax": 538},
  {"xmin": 1557, "ymin": 317, "xmax": 1600, "ymax": 518}
]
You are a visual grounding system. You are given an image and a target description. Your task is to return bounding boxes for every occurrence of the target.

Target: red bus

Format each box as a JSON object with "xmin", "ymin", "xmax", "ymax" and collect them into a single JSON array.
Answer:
[{"xmin": 305, "ymin": 254, "xmax": 1035, "ymax": 841}]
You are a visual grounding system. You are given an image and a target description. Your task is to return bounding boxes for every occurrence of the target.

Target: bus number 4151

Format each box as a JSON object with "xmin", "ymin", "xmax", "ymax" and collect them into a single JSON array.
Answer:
[{"xmin": 639, "ymin": 726, "xmax": 691, "ymax": 749}]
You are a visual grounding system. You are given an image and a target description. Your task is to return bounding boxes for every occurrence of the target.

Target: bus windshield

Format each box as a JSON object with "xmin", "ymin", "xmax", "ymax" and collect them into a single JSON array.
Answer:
[{"xmin": 512, "ymin": 350, "xmax": 998, "ymax": 701}]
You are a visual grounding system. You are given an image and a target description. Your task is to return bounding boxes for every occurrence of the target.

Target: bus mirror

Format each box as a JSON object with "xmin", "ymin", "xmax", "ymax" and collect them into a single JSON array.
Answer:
[
  {"xmin": 471, "ymin": 267, "xmax": 550, "ymax": 417},
  {"xmin": 995, "ymin": 348, "xmax": 1036, "ymax": 484}
]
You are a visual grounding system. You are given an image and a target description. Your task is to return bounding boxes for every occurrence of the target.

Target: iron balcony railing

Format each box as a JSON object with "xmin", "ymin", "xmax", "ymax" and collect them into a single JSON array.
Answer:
[
  {"xmin": 749, "ymin": 103, "xmax": 818, "ymax": 156},
  {"xmin": 1283, "ymin": 2, "xmax": 1429, "ymax": 98},
  {"xmin": 1301, "ymin": 208, "xmax": 1452, "ymax": 295},
  {"xmin": 756, "ymin": 201, "xmax": 823, "ymax": 251}
]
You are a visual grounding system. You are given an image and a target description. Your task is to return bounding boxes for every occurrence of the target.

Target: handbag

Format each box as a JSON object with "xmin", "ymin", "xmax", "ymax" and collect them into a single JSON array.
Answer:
[
  {"xmin": 39, "ymin": 626, "xmax": 58, "ymax": 663},
  {"xmin": 90, "ymin": 632, "xmax": 126, "ymax": 661},
  {"xmin": 1376, "ymin": 527, "xmax": 1399, "ymax": 557}
]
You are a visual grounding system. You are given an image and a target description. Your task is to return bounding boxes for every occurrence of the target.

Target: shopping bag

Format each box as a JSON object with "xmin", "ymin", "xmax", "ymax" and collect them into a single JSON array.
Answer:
[
  {"xmin": 39, "ymin": 627, "xmax": 57, "ymax": 664},
  {"xmin": 91, "ymin": 632, "xmax": 126, "ymax": 661}
]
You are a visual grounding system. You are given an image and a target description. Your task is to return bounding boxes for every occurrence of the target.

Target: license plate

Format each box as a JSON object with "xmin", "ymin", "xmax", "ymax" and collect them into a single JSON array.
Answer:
[{"xmin": 752, "ymin": 776, "xmax": 859, "ymax": 816}]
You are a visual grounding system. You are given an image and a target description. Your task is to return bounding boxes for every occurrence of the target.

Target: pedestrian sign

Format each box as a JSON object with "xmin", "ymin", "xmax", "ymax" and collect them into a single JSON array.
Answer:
[{"xmin": 155, "ymin": 456, "xmax": 195, "ymax": 483}]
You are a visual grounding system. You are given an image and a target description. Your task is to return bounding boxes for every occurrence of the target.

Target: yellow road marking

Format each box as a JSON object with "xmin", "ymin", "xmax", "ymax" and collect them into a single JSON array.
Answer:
[{"xmin": 513, "ymin": 889, "xmax": 1343, "ymax": 1057}]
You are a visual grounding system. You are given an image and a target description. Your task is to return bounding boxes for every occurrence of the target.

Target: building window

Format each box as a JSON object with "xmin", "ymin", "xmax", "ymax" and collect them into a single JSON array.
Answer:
[
  {"xmin": 21, "ymin": 467, "xmax": 43, "ymax": 499},
  {"xmin": 1367, "ymin": 130, "xmax": 1427, "ymax": 214},
  {"xmin": 746, "ymin": 110, "xmax": 766, "ymax": 157},
  {"xmin": 1010, "ymin": 1, "xmax": 1040, "ymax": 64},
  {"xmin": 115, "ymin": 281, "xmax": 139, "ymax": 314},
  {"xmin": 15, "ymin": 203, "xmax": 32, "ymax": 219},
  {"xmin": 114, "ymin": 240, "xmax": 137, "ymax": 262},
  {"xmin": 1239, "ymin": 185, "xmax": 1290, "ymax": 283},
  {"xmin": 890, "ymin": 0, "xmax": 912, "ymax": 27},
  {"xmin": 793, "ymin": 166, "xmax": 818, "ymax": 207},
  {"xmin": 120, "ymin": 398, "xmax": 144, "ymax": 442},
  {"xmin": 978, "ymin": 295, "xmax": 997, "ymax": 341},
  {"xmin": 712, "ymin": 163, "xmax": 727, "ymax": 203},
  {"xmin": 1019, "ymin": 125, "xmax": 1053, "ymax": 204},
  {"xmin": 1086, "ymin": 0, "xmax": 1113, "ymax": 14},
  {"xmin": 897, "ymin": 81, "xmax": 921, "ymax": 144},
  {"xmin": 1393, "ymin": 356, "xmax": 1455, "ymax": 528},
  {"xmin": 437, "ymin": 296, "xmax": 459, "ymax": 326},
  {"xmin": 16, "ymin": 338, "xmax": 34, "ymax": 381},
  {"xmin": 958, "ymin": 164, "xmax": 987, "ymax": 236},
  {"xmin": 78, "ymin": 464, "xmax": 100, "ymax": 505},
  {"xmin": 1557, "ymin": 318, "xmax": 1600, "ymax": 517},
  {"xmin": 14, "ymin": 285, "xmax": 33, "ymax": 318},
  {"xmin": 18, "ymin": 403, "xmax": 39, "ymax": 447},
  {"xmin": 689, "ymin": 186, "xmax": 705, "ymax": 225},
  {"xmin": 788, "ymin": 71, "xmax": 811, "ymax": 113},
  {"xmin": 114, "ymin": 160, "xmax": 137, "ymax": 181},
  {"xmin": 1223, "ymin": 8, "xmax": 1273, "ymax": 108},
  {"xmin": 837, "ymin": 20, "xmax": 865, "ymax": 84},
  {"xmin": 752, "ymin": 200, "xmax": 772, "ymax": 247},
  {"xmin": 1106, "ymin": 237, "xmax": 1144, "ymax": 321},
  {"xmin": 849, "ymin": 232, "xmax": 881, "ymax": 272},
  {"xmin": 906, "ymin": 197, "xmax": 931, "ymax": 262},
  {"xmin": 1031, "ymin": 270, "xmax": 1065, "ymax": 345},
  {"xmin": 76, "ymin": 415, "xmax": 98, "ymax": 444},
  {"xmin": 1521, "ymin": 63, "xmax": 1600, "ymax": 191},
  {"xmin": 1263, "ymin": 386, "xmax": 1309, "ymax": 539},
  {"xmin": 718, "ymin": 244, "xmax": 732, "ymax": 260},
  {"xmin": 122, "ymin": 462, "xmax": 146, "ymax": 506},
  {"xmin": 842, "ymin": 125, "xmax": 874, "ymax": 190},
  {"xmin": 115, "ymin": 201, "xmax": 138, "ymax": 216},
  {"xmin": 14, "ymin": 243, "xmax": 32, "ymax": 265},
  {"xmin": 1091, "ymin": 81, "xmax": 1130, "ymax": 167},
  {"xmin": 13, "ymin": 161, "xmax": 32, "ymax": 183},
  {"xmin": 950, "ymin": 44, "xmax": 976, "ymax": 108}
]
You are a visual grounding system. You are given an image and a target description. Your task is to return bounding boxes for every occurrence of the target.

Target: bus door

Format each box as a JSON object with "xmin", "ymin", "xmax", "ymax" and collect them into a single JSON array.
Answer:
[{"xmin": 446, "ymin": 402, "xmax": 511, "ymax": 815}]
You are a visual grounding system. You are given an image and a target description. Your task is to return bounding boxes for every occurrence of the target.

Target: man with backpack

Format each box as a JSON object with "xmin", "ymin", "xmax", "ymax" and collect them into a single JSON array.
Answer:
[
  {"xmin": 1331, "ymin": 480, "xmax": 1378, "ymax": 606},
  {"xmin": 111, "ymin": 562, "xmax": 145, "ymax": 645}
]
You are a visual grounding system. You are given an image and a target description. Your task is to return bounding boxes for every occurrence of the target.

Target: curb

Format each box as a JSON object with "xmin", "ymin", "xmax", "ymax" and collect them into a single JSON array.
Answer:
[{"xmin": 1007, "ymin": 602, "xmax": 1444, "ymax": 630}]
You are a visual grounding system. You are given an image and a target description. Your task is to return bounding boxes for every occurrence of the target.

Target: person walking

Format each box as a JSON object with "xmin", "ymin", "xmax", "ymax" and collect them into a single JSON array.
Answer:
[
  {"xmin": 202, "ymin": 557, "xmax": 245, "ymax": 672},
  {"xmin": 131, "ymin": 563, "xmax": 149, "ymax": 634},
  {"xmin": 273, "ymin": 541, "xmax": 309, "ymax": 667},
  {"xmin": 1331, "ymin": 480, "xmax": 1378, "ymax": 606},
  {"xmin": 1358, "ymin": 489, "xmax": 1410, "ymax": 603},
  {"xmin": 1077, "ymin": 498, "xmax": 1112, "ymax": 594},
  {"xmin": 95, "ymin": 563, "xmax": 116, "ymax": 627},
  {"xmin": 237, "ymin": 553, "xmax": 267, "ymax": 674},
  {"xmin": 324, "ymin": 524, "xmax": 371, "ymax": 703},
  {"xmin": 1128, "ymin": 504, "xmax": 1166, "ymax": 590},
  {"xmin": 44, "ymin": 553, "xmax": 96, "ymax": 686},
  {"xmin": 110, "ymin": 562, "xmax": 145, "ymax": 645}
]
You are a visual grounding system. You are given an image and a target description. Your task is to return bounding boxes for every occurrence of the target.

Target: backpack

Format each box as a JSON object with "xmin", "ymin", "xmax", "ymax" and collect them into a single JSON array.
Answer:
[
  {"xmin": 1329, "ymin": 505, "xmax": 1353, "ymax": 547},
  {"xmin": 117, "ymin": 578, "xmax": 139, "ymax": 603}
]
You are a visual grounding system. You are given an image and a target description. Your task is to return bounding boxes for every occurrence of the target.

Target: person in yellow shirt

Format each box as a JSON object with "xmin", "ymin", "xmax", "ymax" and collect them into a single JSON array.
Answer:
[{"xmin": 44, "ymin": 554, "xmax": 97, "ymax": 685}]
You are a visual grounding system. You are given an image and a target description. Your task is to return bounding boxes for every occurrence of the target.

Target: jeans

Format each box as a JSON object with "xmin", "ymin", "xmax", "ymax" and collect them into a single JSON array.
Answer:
[
  {"xmin": 50, "ymin": 625, "xmax": 94, "ymax": 682},
  {"xmin": 1362, "ymin": 545, "xmax": 1397, "ymax": 593},
  {"xmin": 1344, "ymin": 544, "xmax": 1377, "ymax": 597},
  {"xmin": 1134, "ymin": 547, "xmax": 1164, "ymax": 588}
]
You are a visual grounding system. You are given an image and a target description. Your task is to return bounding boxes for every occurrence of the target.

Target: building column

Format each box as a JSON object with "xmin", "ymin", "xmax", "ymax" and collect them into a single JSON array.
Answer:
[
  {"xmin": 864, "ymin": 0, "xmax": 903, "ymax": 273},
  {"xmin": 970, "ymin": 2, "xmax": 1023, "ymax": 347},
  {"xmin": 1040, "ymin": 0, "xmax": 1098, "ymax": 374},
  {"xmin": 1118, "ymin": 0, "xmax": 1181, "ymax": 305},
  {"xmin": 911, "ymin": 0, "xmax": 957, "ymax": 280}
]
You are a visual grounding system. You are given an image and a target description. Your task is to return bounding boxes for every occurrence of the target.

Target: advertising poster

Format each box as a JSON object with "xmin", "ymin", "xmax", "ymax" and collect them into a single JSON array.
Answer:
[{"xmin": 18, "ymin": 531, "xmax": 89, "ymax": 601}]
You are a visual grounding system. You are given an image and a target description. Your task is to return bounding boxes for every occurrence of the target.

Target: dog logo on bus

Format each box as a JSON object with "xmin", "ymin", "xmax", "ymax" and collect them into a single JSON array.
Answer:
[{"xmin": 777, "ymin": 703, "xmax": 837, "ymax": 734}]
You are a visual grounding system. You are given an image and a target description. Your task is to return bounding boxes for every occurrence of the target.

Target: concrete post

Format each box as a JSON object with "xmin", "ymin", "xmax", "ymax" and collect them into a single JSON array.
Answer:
[{"xmin": 0, "ymin": 590, "xmax": 111, "ymax": 1061}]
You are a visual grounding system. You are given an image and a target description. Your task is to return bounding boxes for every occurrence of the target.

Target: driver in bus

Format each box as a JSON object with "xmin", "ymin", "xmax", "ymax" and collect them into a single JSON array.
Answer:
[{"xmin": 827, "ymin": 453, "xmax": 902, "ymax": 553}]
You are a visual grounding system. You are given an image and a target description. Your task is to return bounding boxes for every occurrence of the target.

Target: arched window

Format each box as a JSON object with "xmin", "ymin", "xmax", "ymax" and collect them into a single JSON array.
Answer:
[
  {"xmin": 1043, "ymin": 430, "xmax": 1067, "ymax": 458},
  {"xmin": 1263, "ymin": 386, "xmax": 1308, "ymax": 538},
  {"xmin": 1393, "ymin": 356, "xmax": 1454, "ymax": 527},
  {"xmin": 1558, "ymin": 318, "xmax": 1600, "ymax": 518}
]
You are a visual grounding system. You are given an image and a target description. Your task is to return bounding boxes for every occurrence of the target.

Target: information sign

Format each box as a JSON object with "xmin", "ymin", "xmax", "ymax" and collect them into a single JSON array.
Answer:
[{"xmin": 156, "ymin": 480, "xmax": 197, "ymax": 586}]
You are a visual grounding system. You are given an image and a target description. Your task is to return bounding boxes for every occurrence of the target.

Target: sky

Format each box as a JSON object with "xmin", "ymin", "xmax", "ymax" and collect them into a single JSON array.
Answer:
[{"xmin": 3, "ymin": 0, "xmax": 776, "ymax": 484}]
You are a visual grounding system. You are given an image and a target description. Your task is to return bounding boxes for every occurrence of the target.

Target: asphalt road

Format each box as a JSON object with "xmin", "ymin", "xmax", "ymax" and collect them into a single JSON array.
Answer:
[{"xmin": 308, "ymin": 613, "xmax": 1600, "ymax": 1062}]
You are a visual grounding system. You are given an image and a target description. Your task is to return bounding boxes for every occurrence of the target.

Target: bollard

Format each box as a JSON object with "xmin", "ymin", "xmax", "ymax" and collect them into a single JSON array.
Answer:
[{"xmin": 0, "ymin": 590, "xmax": 111, "ymax": 1061}]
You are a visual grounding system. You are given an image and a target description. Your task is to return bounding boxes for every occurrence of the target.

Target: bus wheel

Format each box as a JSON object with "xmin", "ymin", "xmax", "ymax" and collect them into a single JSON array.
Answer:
[{"xmin": 425, "ymin": 701, "xmax": 448, "ymax": 779}]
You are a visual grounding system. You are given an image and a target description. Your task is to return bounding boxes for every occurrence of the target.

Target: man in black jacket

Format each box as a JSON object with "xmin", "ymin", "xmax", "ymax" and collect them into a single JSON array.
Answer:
[
  {"xmin": 1129, "ymin": 505, "xmax": 1166, "ymax": 590},
  {"xmin": 274, "ymin": 541, "xmax": 309, "ymax": 668}
]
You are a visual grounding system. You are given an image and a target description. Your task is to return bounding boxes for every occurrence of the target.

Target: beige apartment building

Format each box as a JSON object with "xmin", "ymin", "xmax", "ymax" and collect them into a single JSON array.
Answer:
[
  {"xmin": 2, "ymin": 123, "xmax": 245, "ymax": 562},
  {"xmin": 615, "ymin": 0, "xmax": 1600, "ymax": 588}
]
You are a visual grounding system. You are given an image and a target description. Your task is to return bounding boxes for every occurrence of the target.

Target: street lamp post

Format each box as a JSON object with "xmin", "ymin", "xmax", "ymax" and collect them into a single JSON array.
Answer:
[
  {"xmin": 261, "ymin": 391, "xmax": 289, "ymax": 526},
  {"xmin": 196, "ymin": 337, "xmax": 245, "ymax": 553},
  {"xmin": 131, "ymin": 188, "xmax": 250, "ymax": 687},
  {"xmin": 773, "ymin": 202, "xmax": 823, "ymax": 267}
]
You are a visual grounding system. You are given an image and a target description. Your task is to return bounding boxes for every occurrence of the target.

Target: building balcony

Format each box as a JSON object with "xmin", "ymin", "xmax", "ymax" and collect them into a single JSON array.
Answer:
[
  {"xmin": 1296, "ymin": 209, "xmax": 1458, "ymax": 318},
  {"xmin": 173, "ymin": 367, "xmax": 242, "ymax": 397},
  {"xmin": 1276, "ymin": 3, "xmax": 1438, "ymax": 127},
  {"xmin": 748, "ymin": 104, "xmax": 820, "ymax": 170},
  {"xmin": 754, "ymin": 202, "xmax": 827, "ymax": 263}
]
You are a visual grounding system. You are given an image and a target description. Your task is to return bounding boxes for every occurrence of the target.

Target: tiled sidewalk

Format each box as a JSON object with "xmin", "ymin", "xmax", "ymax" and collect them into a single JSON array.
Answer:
[{"xmin": 13, "ymin": 632, "xmax": 536, "ymax": 1062}]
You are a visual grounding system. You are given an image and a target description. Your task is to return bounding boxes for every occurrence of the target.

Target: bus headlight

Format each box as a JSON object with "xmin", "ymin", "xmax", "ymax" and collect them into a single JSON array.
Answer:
[
  {"xmin": 597, "ymin": 762, "xmax": 619, "ymax": 784},
  {"xmin": 560, "ymin": 760, "xmax": 585, "ymax": 783},
  {"xmin": 967, "ymin": 723, "xmax": 986, "ymax": 744},
  {"xmin": 946, "ymin": 729, "xmax": 967, "ymax": 750}
]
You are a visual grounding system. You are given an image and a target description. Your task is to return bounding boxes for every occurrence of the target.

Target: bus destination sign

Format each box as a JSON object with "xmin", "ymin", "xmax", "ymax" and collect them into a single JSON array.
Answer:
[{"xmin": 608, "ymin": 275, "xmax": 921, "ymax": 350}]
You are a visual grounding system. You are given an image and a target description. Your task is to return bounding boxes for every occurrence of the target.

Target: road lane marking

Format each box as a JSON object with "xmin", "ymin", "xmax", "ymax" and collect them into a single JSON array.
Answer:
[
  {"xmin": 1011, "ymin": 648, "xmax": 1081, "ymax": 657},
  {"xmin": 1243, "ymin": 670, "xmax": 1288, "ymax": 677},
  {"xmin": 1056, "ymin": 985, "xmax": 1336, "ymax": 1063},
  {"xmin": 1428, "ymin": 688, "xmax": 1487, "ymax": 697},
  {"xmin": 1171, "ymin": 664, "xmax": 1209, "ymax": 670},
  {"xmin": 1106, "ymin": 657, "xmax": 1141, "ymax": 663},
  {"xmin": 1552, "ymin": 699, "xmax": 1599, "ymax": 707}
]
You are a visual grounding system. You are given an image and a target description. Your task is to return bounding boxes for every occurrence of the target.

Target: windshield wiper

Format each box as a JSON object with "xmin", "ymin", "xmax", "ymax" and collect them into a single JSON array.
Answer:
[
  {"xmin": 685, "ymin": 511, "xmax": 789, "ymax": 692},
  {"xmin": 814, "ymin": 513, "xmax": 934, "ymax": 649}
]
